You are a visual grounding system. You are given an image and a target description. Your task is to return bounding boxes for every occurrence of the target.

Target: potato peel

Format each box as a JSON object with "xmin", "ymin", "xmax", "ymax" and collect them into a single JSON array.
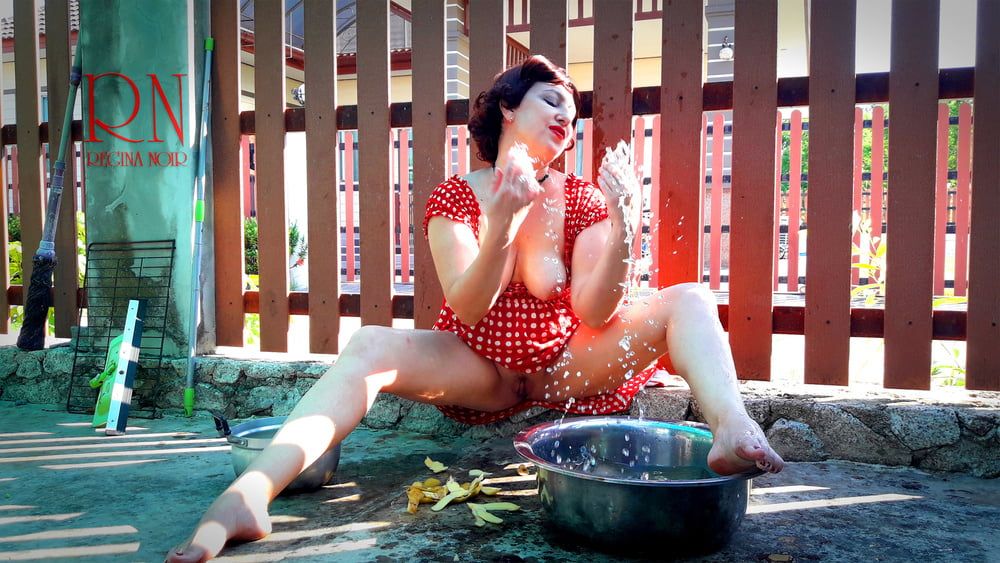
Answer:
[
  {"xmin": 406, "ymin": 464, "xmax": 511, "ymax": 520},
  {"xmin": 424, "ymin": 457, "xmax": 448, "ymax": 473},
  {"xmin": 467, "ymin": 502, "xmax": 520, "ymax": 526}
]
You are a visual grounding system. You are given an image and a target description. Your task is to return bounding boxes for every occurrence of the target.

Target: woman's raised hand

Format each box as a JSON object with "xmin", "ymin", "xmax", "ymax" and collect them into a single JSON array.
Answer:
[
  {"xmin": 597, "ymin": 140, "xmax": 642, "ymax": 237},
  {"xmin": 484, "ymin": 142, "xmax": 545, "ymax": 240}
]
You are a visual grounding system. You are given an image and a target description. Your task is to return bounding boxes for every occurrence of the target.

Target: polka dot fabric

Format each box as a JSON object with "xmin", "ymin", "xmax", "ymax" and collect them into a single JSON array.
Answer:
[{"xmin": 424, "ymin": 175, "xmax": 659, "ymax": 425}]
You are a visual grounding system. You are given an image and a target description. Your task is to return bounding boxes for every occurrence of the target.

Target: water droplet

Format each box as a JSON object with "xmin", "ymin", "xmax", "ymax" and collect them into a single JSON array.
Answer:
[{"xmin": 622, "ymin": 448, "xmax": 630, "ymax": 456}]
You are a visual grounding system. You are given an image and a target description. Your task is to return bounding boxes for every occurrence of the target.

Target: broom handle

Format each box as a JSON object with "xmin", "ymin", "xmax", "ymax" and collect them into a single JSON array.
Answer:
[{"xmin": 37, "ymin": 46, "xmax": 83, "ymax": 253}]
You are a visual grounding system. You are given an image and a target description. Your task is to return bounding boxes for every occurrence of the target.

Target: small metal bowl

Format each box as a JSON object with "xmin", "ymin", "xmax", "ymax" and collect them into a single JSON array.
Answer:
[
  {"xmin": 226, "ymin": 416, "xmax": 340, "ymax": 494},
  {"xmin": 514, "ymin": 416, "xmax": 761, "ymax": 554}
]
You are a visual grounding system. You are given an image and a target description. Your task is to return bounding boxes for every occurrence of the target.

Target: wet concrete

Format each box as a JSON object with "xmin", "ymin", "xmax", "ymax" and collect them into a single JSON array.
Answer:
[{"xmin": 0, "ymin": 401, "xmax": 996, "ymax": 562}]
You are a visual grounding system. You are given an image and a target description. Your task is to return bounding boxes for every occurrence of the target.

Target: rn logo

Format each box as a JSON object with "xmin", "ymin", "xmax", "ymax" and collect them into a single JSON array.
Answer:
[{"xmin": 84, "ymin": 72, "xmax": 190, "ymax": 168}]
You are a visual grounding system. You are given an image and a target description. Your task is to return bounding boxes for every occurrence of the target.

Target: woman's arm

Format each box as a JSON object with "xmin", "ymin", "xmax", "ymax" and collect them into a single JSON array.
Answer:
[
  {"xmin": 571, "ymin": 142, "xmax": 643, "ymax": 327},
  {"xmin": 427, "ymin": 214, "xmax": 517, "ymax": 325},
  {"xmin": 570, "ymin": 219, "xmax": 632, "ymax": 327}
]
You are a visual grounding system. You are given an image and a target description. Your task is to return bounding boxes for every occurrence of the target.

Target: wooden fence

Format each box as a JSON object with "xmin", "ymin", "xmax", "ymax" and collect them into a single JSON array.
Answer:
[{"xmin": 2, "ymin": 0, "xmax": 998, "ymax": 392}]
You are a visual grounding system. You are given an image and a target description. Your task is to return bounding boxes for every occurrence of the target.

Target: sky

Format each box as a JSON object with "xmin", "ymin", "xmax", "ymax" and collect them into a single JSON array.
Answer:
[{"xmin": 855, "ymin": 0, "xmax": 979, "ymax": 73}]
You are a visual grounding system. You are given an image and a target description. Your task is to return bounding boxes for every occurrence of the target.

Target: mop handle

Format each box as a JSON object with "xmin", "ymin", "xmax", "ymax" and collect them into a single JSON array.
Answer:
[
  {"xmin": 37, "ymin": 46, "xmax": 83, "ymax": 253},
  {"xmin": 184, "ymin": 37, "xmax": 214, "ymax": 416}
]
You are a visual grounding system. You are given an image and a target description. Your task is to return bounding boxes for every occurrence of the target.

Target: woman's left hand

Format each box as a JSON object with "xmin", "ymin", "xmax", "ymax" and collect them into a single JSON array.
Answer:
[{"xmin": 596, "ymin": 141, "xmax": 642, "ymax": 237}]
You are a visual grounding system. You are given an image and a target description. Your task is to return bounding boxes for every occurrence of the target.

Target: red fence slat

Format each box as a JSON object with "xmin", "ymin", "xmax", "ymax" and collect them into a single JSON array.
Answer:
[
  {"xmin": 933, "ymin": 103, "xmax": 949, "ymax": 296},
  {"xmin": 804, "ymin": 0, "xmax": 855, "ymax": 386},
  {"xmin": 399, "ymin": 128, "xmax": 411, "ymax": 284},
  {"xmin": 469, "ymin": 0, "xmax": 506, "ymax": 171},
  {"xmin": 530, "ymin": 0, "xmax": 568, "ymax": 173},
  {"xmin": 966, "ymin": 0, "xmax": 1000, "ymax": 390},
  {"xmin": 649, "ymin": 115, "xmax": 661, "ymax": 287},
  {"xmin": 344, "ymin": 133, "xmax": 356, "ymax": 283},
  {"xmin": 787, "ymin": 109, "xmax": 803, "ymax": 292},
  {"xmin": 659, "ymin": 0, "xmax": 705, "ymax": 287},
  {"xmin": 46, "ymin": 0, "xmax": 77, "ymax": 338},
  {"xmin": 357, "ymin": 0, "xmax": 394, "ymax": 326},
  {"xmin": 0, "ymin": 72, "xmax": 6, "ymax": 332},
  {"xmin": 851, "ymin": 108, "xmax": 862, "ymax": 287},
  {"xmin": 411, "ymin": 0, "xmax": 447, "ymax": 329},
  {"xmin": 211, "ymin": 0, "xmax": 246, "ymax": 347},
  {"xmin": 709, "ymin": 112, "xmax": 724, "ymax": 289},
  {"xmin": 870, "ymin": 106, "xmax": 885, "ymax": 278},
  {"xmin": 254, "ymin": 0, "xmax": 290, "ymax": 351},
  {"xmin": 304, "ymin": 0, "xmax": 340, "ymax": 352},
  {"xmin": 954, "ymin": 102, "xmax": 972, "ymax": 296},
  {"xmin": 13, "ymin": 0, "xmax": 44, "ymax": 294},
  {"xmin": 772, "ymin": 112, "xmax": 781, "ymax": 293},
  {"xmin": 729, "ymin": 0, "xmax": 778, "ymax": 381},
  {"xmin": 884, "ymin": 0, "xmax": 939, "ymax": 390}
]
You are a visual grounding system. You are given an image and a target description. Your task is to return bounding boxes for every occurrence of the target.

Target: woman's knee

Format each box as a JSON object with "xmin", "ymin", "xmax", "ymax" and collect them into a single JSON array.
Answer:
[
  {"xmin": 344, "ymin": 325, "xmax": 392, "ymax": 358},
  {"xmin": 655, "ymin": 283, "xmax": 718, "ymax": 321}
]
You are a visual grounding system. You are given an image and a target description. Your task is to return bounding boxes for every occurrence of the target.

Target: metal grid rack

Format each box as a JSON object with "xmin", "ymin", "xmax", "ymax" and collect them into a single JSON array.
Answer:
[{"xmin": 67, "ymin": 240, "xmax": 175, "ymax": 418}]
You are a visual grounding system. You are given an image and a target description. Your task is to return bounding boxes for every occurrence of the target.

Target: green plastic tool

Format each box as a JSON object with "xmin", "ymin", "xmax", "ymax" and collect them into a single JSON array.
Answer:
[{"xmin": 89, "ymin": 334, "xmax": 125, "ymax": 428}]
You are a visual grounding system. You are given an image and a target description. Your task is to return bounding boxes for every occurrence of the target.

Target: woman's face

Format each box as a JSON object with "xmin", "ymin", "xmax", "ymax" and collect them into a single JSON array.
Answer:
[{"xmin": 504, "ymin": 81, "xmax": 577, "ymax": 165}]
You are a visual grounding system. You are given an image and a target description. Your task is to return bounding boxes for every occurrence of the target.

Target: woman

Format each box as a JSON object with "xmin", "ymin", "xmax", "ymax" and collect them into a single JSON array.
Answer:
[{"xmin": 168, "ymin": 55, "xmax": 783, "ymax": 562}]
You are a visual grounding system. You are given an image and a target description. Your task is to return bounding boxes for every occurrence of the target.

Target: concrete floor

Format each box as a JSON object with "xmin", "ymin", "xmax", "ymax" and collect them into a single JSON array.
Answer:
[{"xmin": 0, "ymin": 401, "xmax": 997, "ymax": 563}]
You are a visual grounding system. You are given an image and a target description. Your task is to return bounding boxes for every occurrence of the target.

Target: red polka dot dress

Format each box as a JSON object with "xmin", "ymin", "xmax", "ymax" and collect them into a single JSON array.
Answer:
[{"xmin": 423, "ymin": 175, "xmax": 659, "ymax": 425}]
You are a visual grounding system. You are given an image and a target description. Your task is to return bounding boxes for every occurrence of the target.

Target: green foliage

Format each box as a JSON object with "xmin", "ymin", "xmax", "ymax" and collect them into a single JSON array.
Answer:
[
  {"xmin": 243, "ymin": 217, "xmax": 308, "ymax": 275},
  {"xmin": 850, "ymin": 211, "xmax": 886, "ymax": 306},
  {"xmin": 245, "ymin": 217, "xmax": 259, "ymax": 275},
  {"xmin": 7, "ymin": 211, "xmax": 87, "ymax": 333},
  {"xmin": 931, "ymin": 344, "xmax": 966, "ymax": 387},
  {"xmin": 7, "ymin": 214, "xmax": 20, "ymax": 242},
  {"xmin": 288, "ymin": 221, "xmax": 308, "ymax": 262}
]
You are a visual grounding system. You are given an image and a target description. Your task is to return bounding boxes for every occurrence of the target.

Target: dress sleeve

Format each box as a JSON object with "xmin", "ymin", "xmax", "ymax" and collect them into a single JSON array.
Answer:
[
  {"xmin": 422, "ymin": 177, "xmax": 480, "ymax": 239},
  {"xmin": 570, "ymin": 177, "xmax": 609, "ymax": 237}
]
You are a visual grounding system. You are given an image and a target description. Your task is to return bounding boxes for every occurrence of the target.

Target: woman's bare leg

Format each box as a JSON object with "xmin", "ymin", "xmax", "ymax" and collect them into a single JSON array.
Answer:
[
  {"xmin": 167, "ymin": 327, "xmax": 520, "ymax": 562},
  {"xmin": 533, "ymin": 283, "xmax": 784, "ymax": 475}
]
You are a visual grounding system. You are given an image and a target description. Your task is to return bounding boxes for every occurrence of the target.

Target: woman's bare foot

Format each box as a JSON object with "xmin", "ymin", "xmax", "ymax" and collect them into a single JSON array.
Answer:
[
  {"xmin": 707, "ymin": 414, "xmax": 784, "ymax": 475},
  {"xmin": 166, "ymin": 490, "xmax": 272, "ymax": 562}
]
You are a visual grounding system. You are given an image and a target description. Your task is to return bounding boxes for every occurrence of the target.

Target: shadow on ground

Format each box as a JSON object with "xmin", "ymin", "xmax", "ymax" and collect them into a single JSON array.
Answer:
[{"xmin": 0, "ymin": 401, "xmax": 996, "ymax": 562}]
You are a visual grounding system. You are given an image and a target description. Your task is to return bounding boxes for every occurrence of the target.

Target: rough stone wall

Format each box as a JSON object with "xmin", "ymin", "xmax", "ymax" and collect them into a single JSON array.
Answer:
[{"xmin": 1, "ymin": 345, "xmax": 996, "ymax": 477}]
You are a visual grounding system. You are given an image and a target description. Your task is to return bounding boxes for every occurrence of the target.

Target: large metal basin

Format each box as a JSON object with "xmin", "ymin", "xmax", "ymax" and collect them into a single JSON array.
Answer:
[
  {"xmin": 514, "ymin": 417, "xmax": 760, "ymax": 554},
  {"xmin": 227, "ymin": 416, "xmax": 340, "ymax": 494}
]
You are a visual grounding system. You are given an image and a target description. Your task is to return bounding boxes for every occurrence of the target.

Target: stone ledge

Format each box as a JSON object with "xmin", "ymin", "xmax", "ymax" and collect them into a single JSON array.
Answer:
[{"xmin": 1, "ymin": 345, "xmax": 997, "ymax": 477}]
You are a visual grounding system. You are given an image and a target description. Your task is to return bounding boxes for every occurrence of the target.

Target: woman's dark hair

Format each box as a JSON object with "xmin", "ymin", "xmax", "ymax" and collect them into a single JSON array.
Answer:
[{"xmin": 468, "ymin": 55, "xmax": 581, "ymax": 165}]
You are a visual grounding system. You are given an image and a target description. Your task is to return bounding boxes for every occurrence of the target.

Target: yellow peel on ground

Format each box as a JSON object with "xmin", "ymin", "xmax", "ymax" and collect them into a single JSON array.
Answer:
[
  {"xmin": 422, "ymin": 477, "xmax": 442, "ymax": 487},
  {"xmin": 467, "ymin": 503, "xmax": 505, "ymax": 524},
  {"xmin": 480, "ymin": 486, "xmax": 501, "ymax": 496},
  {"xmin": 431, "ymin": 489, "xmax": 464, "ymax": 511},
  {"xmin": 424, "ymin": 457, "xmax": 448, "ymax": 473},
  {"xmin": 478, "ymin": 502, "xmax": 520, "ymax": 511},
  {"xmin": 406, "ymin": 486, "xmax": 424, "ymax": 514}
]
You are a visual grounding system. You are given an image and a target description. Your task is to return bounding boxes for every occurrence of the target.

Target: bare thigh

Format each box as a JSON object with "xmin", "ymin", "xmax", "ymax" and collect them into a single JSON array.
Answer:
[
  {"xmin": 351, "ymin": 326, "xmax": 522, "ymax": 413},
  {"xmin": 525, "ymin": 293, "xmax": 673, "ymax": 402}
]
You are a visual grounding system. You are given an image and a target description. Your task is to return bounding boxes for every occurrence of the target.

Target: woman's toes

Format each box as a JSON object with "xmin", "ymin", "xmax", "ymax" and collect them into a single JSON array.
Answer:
[{"xmin": 735, "ymin": 437, "xmax": 768, "ymax": 463}]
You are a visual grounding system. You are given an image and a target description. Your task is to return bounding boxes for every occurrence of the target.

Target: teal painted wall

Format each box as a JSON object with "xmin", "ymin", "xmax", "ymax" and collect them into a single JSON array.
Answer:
[{"xmin": 80, "ymin": 0, "xmax": 213, "ymax": 357}]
